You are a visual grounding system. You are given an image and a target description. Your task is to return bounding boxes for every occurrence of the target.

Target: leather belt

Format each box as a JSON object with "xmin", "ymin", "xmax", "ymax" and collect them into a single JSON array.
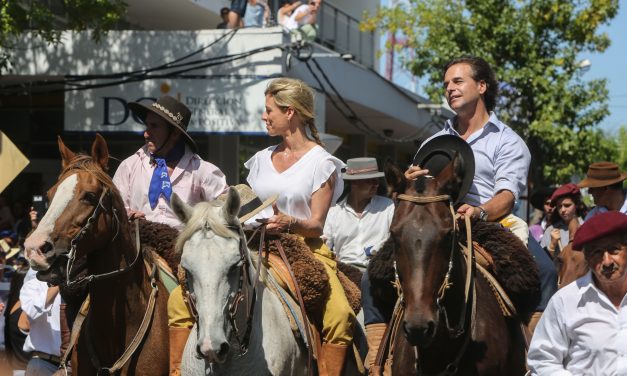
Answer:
[{"xmin": 31, "ymin": 351, "xmax": 61, "ymax": 365}]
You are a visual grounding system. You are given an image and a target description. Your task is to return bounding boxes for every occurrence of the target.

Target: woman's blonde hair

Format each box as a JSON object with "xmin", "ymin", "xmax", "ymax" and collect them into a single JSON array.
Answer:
[{"xmin": 265, "ymin": 77, "xmax": 322, "ymax": 145}]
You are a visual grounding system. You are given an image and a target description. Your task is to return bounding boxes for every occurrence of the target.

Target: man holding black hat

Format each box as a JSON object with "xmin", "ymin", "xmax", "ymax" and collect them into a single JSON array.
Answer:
[
  {"xmin": 578, "ymin": 161, "xmax": 627, "ymax": 221},
  {"xmin": 112, "ymin": 95, "xmax": 227, "ymax": 376},
  {"xmin": 113, "ymin": 95, "xmax": 228, "ymax": 230},
  {"xmin": 405, "ymin": 56, "xmax": 530, "ymax": 243},
  {"xmin": 527, "ymin": 211, "xmax": 627, "ymax": 375}
]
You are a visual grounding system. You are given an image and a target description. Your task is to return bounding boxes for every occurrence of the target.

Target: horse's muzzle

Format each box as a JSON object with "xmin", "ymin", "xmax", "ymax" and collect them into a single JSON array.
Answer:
[
  {"xmin": 403, "ymin": 319, "xmax": 437, "ymax": 347},
  {"xmin": 197, "ymin": 340, "xmax": 230, "ymax": 364},
  {"xmin": 25, "ymin": 241, "xmax": 55, "ymax": 271}
]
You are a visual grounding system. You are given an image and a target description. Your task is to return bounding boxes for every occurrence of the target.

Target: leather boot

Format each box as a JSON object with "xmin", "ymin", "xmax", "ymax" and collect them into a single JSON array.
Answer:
[
  {"xmin": 319, "ymin": 342, "xmax": 349, "ymax": 376},
  {"xmin": 169, "ymin": 327, "xmax": 191, "ymax": 376},
  {"xmin": 59, "ymin": 303, "xmax": 72, "ymax": 375},
  {"xmin": 528, "ymin": 311, "xmax": 543, "ymax": 337},
  {"xmin": 365, "ymin": 323, "xmax": 387, "ymax": 375}
]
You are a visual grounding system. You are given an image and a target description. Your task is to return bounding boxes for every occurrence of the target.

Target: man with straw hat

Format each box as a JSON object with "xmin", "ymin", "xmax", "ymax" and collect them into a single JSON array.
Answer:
[
  {"xmin": 112, "ymin": 95, "xmax": 228, "ymax": 375},
  {"xmin": 577, "ymin": 161, "xmax": 627, "ymax": 221},
  {"xmin": 322, "ymin": 157, "xmax": 394, "ymax": 372}
]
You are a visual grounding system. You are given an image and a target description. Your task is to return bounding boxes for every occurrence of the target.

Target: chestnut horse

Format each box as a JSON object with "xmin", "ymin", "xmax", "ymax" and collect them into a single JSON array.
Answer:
[
  {"xmin": 24, "ymin": 135, "xmax": 169, "ymax": 376},
  {"xmin": 384, "ymin": 159, "xmax": 527, "ymax": 375}
]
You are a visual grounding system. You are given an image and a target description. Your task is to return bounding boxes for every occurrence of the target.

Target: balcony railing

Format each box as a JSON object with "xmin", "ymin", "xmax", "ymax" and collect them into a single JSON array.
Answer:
[{"xmin": 316, "ymin": 2, "xmax": 375, "ymax": 68}]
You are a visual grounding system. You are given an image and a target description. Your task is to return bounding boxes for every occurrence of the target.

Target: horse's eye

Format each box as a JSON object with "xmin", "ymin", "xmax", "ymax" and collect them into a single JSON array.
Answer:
[{"xmin": 82, "ymin": 192, "xmax": 98, "ymax": 204}]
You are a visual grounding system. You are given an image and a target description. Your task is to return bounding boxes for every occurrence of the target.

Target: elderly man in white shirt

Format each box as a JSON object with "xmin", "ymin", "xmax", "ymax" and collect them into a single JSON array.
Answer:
[
  {"xmin": 20, "ymin": 268, "xmax": 61, "ymax": 376},
  {"xmin": 527, "ymin": 211, "xmax": 627, "ymax": 375},
  {"xmin": 323, "ymin": 157, "xmax": 394, "ymax": 270}
]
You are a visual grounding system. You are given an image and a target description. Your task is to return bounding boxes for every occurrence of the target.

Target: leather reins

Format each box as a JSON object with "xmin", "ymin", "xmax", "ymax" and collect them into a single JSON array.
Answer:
[
  {"xmin": 56, "ymin": 187, "xmax": 158, "ymax": 375},
  {"xmin": 396, "ymin": 193, "xmax": 477, "ymax": 375}
]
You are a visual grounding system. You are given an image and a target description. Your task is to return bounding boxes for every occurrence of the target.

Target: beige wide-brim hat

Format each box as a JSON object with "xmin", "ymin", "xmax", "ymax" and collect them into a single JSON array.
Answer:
[
  {"xmin": 577, "ymin": 162, "xmax": 627, "ymax": 188},
  {"xmin": 217, "ymin": 184, "xmax": 278, "ymax": 224},
  {"xmin": 341, "ymin": 157, "xmax": 385, "ymax": 180}
]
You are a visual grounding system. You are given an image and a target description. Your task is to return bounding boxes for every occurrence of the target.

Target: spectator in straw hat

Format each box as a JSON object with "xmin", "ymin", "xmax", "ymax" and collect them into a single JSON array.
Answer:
[
  {"xmin": 578, "ymin": 162, "xmax": 627, "ymax": 221},
  {"xmin": 322, "ymin": 157, "xmax": 394, "ymax": 372},
  {"xmin": 323, "ymin": 158, "xmax": 394, "ymax": 270},
  {"xmin": 528, "ymin": 211, "xmax": 627, "ymax": 375}
]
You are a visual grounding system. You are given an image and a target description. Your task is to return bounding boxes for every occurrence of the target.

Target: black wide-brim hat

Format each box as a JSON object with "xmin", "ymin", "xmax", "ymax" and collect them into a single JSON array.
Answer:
[
  {"xmin": 529, "ymin": 187, "xmax": 555, "ymax": 211},
  {"xmin": 128, "ymin": 95, "xmax": 197, "ymax": 153},
  {"xmin": 412, "ymin": 135, "xmax": 475, "ymax": 205}
]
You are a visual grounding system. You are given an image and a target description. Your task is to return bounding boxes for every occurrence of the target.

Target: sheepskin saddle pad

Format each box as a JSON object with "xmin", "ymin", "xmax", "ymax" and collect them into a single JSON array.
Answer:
[
  {"xmin": 246, "ymin": 231, "xmax": 362, "ymax": 326},
  {"xmin": 138, "ymin": 219, "xmax": 180, "ymax": 292},
  {"xmin": 369, "ymin": 221, "xmax": 541, "ymax": 321}
]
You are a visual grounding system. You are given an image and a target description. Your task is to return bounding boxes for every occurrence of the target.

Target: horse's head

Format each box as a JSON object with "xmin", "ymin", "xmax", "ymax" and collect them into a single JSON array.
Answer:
[
  {"xmin": 388, "ymin": 154, "xmax": 464, "ymax": 346},
  {"xmin": 24, "ymin": 134, "xmax": 121, "ymax": 285},
  {"xmin": 171, "ymin": 187, "xmax": 244, "ymax": 364}
]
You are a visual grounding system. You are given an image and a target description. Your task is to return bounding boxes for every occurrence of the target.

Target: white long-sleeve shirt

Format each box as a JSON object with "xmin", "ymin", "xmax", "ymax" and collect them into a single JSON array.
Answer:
[
  {"xmin": 323, "ymin": 195, "xmax": 394, "ymax": 268},
  {"xmin": 527, "ymin": 271, "xmax": 627, "ymax": 375},
  {"xmin": 19, "ymin": 269, "xmax": 61, "ymax": 356}
]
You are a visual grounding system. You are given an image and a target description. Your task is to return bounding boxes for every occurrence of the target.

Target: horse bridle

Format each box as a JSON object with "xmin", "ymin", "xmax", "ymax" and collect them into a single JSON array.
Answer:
[
  {"xmin": 63, "ymin": 187, "xmax": 141, "ymax": 288},
  {"xmin": 183, "ymin": 222, "xmax": 262, "ymax": 357},
  {"xmin": 396, "ymin": 193, "xmax": 477, "ymax": 375}
]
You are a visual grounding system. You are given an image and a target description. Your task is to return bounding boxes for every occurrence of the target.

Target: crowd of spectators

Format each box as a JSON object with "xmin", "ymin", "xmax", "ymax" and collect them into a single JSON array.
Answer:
[{"xmin": 217, "ymin": 0, "xmax": 322, "ymax": 40}]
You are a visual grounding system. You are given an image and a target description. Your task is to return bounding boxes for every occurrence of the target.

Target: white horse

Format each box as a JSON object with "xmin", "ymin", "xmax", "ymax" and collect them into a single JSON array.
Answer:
[{"xmin": 171, "ymin": 188, "xmax": 308, "ymax": 376}]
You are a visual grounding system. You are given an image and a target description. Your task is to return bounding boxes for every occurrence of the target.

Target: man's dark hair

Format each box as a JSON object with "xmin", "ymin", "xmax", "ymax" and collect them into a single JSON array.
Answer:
[
  {"xmin": 443, "ymin": 56, "xmax": 498, "ymax": 112},
  {"xmin": 220, "ymin": 7, "xmax": 230, "ymax": 16}
]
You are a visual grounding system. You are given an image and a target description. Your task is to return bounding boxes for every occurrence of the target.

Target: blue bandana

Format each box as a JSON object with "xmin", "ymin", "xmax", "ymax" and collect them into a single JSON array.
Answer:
[{"xmin": 148, "ymin": 141, "xmax": 185, "ymax": 209}]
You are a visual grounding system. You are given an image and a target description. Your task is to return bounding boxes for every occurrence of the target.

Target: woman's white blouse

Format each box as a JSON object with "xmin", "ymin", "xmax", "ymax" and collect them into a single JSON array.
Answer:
[{"xmin": 245, "ymin": 145, "xmax": 344, "ymax": 222}]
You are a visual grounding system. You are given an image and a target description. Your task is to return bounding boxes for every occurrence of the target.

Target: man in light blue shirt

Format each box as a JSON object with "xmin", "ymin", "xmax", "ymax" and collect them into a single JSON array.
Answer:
[
  {"xmin": 578, "ymin": 161, "xmax": 627, "ymax": 221},
  {"xmin": 406, "ymin": 56, "xmax": 531, "ymax": 243}
]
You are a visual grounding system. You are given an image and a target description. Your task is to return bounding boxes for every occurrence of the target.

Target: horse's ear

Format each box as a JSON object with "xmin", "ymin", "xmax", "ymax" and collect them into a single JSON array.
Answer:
[
  {"xmin": 384, "ymin": 159, "xmax": 407, "ymax": 198},
  {"xmin": 91, "ymin": 133, "xmax": 109, "ymax": 171},
  {"xmin": 435, "ymin": 152, "xmax": 463, "ymax": 198},
  {"xmin": 58, "ymin": 135, "xmax": 76, "ymax": 170},
  {"xmin": 171, "ymin": 193, "xmax": 193, "ymax": 224},
  {"xmin": 222, "ymin": 187, "xmax": 241, "ymax": 223}
]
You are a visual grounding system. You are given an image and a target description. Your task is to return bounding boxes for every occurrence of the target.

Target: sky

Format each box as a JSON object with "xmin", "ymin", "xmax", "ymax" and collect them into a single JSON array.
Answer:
[{"xmin": 381, "ymin": 0, "xmax": 626, "ymax": 135}]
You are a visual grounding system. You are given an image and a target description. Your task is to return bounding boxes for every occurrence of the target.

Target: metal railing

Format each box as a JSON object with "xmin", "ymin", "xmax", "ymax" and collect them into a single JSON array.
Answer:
[{"xmin": 316, "ymin": 2, "xmax": 375, "ymax": 68}]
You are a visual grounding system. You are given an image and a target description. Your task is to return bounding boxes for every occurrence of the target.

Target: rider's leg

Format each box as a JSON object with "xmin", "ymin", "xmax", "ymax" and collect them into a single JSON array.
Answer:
[
  {"xmin": 310, "ymin": 241, "xmax": 355, "ymax": 376},
  {"xmin": 361, "ymin": 270, "xmax": 387, "ymax": 375},
  {"xmin": 168, "ymin": 285, "xmax": 194, "ymax": 376},
  {"xmin": 499, "ymin": 214, "xmax": 529, "ymax": 246}
]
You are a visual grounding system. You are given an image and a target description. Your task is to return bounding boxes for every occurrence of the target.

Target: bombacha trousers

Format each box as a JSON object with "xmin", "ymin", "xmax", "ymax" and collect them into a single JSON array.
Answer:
[{"xmin": 167, "ymin": 238, "xmax": 355, "ymax": 345}]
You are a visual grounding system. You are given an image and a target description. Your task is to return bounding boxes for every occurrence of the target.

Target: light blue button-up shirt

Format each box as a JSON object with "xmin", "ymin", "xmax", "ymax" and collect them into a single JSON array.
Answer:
[{"xmin": 420, "ymin": 112, "xmax": 531, "ymax": 206}]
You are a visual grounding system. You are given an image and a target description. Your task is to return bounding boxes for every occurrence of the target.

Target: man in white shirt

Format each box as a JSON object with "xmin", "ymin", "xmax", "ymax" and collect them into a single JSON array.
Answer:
[
  {"xmin": 323, "ymin": 157, "xmax": 394, "ymax": 270},
  {"xmin": 323, "ymin": 157, "xmax": 394, "ymax": 373},
  {"xmin": 527, "ymin": 211, "xmax": 627, "ymax": 375},
  {"xmin": 20, "ymin": 268, "xmax": 61, "ymax": 376}
]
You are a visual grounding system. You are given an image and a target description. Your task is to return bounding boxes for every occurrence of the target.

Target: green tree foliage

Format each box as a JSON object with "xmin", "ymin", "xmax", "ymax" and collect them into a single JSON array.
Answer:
[
  {"xmin": 617, "ymin": 125, "xmax": 627, "ymax": 172},
  {"xmin": 0, "ymin": 0, "xmax": 127, "ymax": 73},
  {"xmin": 362, "ymin": 0, "xmax": 620, "ymax": 185}
]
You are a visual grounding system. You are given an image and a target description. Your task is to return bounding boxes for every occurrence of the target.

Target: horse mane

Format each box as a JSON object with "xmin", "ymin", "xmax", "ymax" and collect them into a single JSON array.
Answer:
[
  {"xmin": 175, "ymin": 201, "xmax": 239, "ymax": 255},
  {"xmin": 57, "ymin": 154, "xmax": 118, "ymax": 193}
]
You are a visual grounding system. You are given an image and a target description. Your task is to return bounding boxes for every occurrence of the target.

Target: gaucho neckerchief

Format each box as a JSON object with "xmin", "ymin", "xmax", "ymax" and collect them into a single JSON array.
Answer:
[{"xmin": 148, "ymin": 140, "xmax": 185, "ymax": 209}]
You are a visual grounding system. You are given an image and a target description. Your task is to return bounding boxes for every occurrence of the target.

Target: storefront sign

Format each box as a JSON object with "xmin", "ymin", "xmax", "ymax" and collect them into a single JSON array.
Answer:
[{"xmin": 65, "ymin": 78, "xmax": 271, "ymax": 133}]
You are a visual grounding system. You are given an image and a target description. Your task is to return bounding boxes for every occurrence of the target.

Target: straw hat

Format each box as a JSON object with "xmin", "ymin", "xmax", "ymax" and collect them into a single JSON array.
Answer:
[
  {"xmin": 341, "ymin": 158, "xmax": 385, "ymax": 180},
  {"xmin": 217, "ymin": 184, "xmax": 278, "ymax": 223}
]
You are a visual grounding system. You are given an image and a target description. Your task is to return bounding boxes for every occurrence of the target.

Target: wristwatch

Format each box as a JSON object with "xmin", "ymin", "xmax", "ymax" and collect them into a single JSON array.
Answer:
[{"xmin": 478, "ymin": 206, "xmax": 488, "ymax": 221}]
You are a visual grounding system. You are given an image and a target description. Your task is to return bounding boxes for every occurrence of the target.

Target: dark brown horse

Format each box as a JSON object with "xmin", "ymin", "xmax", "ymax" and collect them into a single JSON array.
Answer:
[
  {"xmin": 24, "ymin": 134, "xmax": 169, "ymax": 376},
  {"xmin": 384, "ymin": 159, "xmax": 528, "ymax": 375}
]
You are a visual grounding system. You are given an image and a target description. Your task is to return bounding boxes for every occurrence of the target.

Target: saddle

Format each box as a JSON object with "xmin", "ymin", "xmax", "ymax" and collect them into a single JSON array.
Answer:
[{"xmin": 246, "ymin": 232, "xmax": 362, "ymax": 326}]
